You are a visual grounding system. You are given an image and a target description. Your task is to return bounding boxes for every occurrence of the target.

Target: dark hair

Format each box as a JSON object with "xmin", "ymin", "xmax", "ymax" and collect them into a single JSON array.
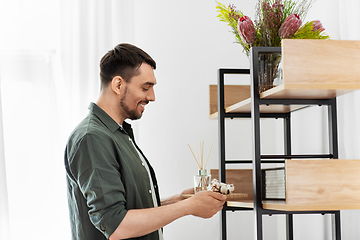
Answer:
[{"xmin": 99, "ymin": 43, "xmax": 156, "ymax": 89}]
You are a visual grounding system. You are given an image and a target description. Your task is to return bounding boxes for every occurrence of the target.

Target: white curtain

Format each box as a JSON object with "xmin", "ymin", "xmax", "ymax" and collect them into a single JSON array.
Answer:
[
  {"xmin": 0, "ymin": 1, "xmax": 134, "ymax": 240},
  {"xmin": 58, "ymin": 0, "xmax": 135, "ymax": 126}
]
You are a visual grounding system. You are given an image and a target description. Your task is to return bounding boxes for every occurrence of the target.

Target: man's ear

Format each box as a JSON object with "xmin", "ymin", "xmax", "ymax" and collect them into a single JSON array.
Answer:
[{"xmin": 111, "ymin": 76, "xmax": 123, "ymax": 95}]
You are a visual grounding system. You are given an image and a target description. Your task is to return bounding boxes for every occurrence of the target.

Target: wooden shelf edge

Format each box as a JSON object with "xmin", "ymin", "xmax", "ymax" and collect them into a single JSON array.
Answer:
[
  {"xmin": 209, "ymin": 84, "xmax": 310, "ymax": 117},
  {"xmin": 227, "ymin": 200, "xmax": 360, "ymax": 211},
  {"xmin": 209, "ymin": 99, "xmax": 307, "ymax": 116},
  {"xmin": 209, "ymin": 112, "xmax": 218, "ymax": 119},
  {"xmin": 227, "ymin": 200, "xmax": 254, "ymax": 209},
  {"xmin": 209, "ymin": 84, "xmax": 359, "ymax": 118},
  {"xmin": 260, "ymin": 84, "xmax": 360, "ymax": 99},
  {"xmin": 225, "ymin": 98, "xmax": 252, "ymax": 113},
  {"xmin": 263, "ymin": 201, "xmax": 360, "ymax": 211}
]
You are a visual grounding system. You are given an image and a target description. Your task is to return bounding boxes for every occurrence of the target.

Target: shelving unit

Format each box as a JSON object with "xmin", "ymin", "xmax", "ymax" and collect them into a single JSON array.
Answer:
[{"xmin": 212, "ymin": 40, "xmax": 360, "ymax": 240}]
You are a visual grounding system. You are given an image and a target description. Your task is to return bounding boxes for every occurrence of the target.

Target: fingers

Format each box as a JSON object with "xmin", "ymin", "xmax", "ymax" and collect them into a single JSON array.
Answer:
[
  {"xmin": 186, "ymin": 190, "xmax": 226, "ymax": 218},
  {"xmin": 207, "ymin": 191, "xmax": 227, "ymax": 201},
  {"xmin": 196, "ymin": 190, "xmax": 226, "ymax": 204}
]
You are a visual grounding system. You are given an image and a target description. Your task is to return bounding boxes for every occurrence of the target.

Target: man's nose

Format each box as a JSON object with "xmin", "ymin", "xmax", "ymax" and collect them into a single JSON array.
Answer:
[{"xmin": 146, "ymin": 88, "xmax": 155, "ymax": 102}]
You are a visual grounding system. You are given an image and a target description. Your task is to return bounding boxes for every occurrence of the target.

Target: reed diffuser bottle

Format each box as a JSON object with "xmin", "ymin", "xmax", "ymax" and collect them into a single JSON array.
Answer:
[
  {"xmin": 194, "ymin": 169, "xmax": 211, "ymax": 193},
  {"xmin": 188, "ymin": 141, "xmax": 214, "ymax": 193}
]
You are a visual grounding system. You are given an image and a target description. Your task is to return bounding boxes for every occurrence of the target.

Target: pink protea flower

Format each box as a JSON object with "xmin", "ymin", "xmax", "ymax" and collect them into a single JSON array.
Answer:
[
  {"xmin": 312, "ymin": 20, "xmax": 325, "ymax": 32},
  {"xmin": 237, "ymin": 16, "xmax": 257, "ymax": 45},
  {"xmin": 278, "ymin": 13, "xmax": 302, "ymax": 39}
]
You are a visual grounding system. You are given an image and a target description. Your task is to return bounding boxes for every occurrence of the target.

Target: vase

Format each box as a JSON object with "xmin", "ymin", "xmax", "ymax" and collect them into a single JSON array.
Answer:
[
  {"xmin": 258, "ymin": 53, "xmax": 282, "ymax": 93},
  {"xmin": 194, "ymin": 169, "xmax": 211, "ymax": 193}
]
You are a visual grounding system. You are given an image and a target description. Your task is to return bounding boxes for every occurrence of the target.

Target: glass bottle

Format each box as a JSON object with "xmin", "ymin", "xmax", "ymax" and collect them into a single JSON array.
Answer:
[{"xmin": 194, "ymin": 169, "xmax": 211, "ymax": 193}]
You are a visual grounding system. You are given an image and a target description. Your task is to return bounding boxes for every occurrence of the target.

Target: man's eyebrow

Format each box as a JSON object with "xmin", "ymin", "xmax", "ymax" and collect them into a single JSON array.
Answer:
[{"xmin": 143, "ymin": 81, "xmax": 156, "ymax": 86}]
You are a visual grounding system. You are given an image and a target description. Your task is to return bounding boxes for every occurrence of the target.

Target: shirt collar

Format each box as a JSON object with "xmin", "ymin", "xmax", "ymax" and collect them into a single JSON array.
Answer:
[{"xmin": 88, "ymin": 102, "xmax": 133, "ymax": 135}]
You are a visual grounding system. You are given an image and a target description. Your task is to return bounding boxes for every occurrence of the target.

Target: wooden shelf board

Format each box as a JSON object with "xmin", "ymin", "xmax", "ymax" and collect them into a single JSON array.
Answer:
[
  {"xmin": 210, "ymin": 169, "xmax": 254, "ymax": 201},
  {"xmin": 225, "ymin": 98, "xmax": 307, "ymax": 114},
  {"xmin": 216, "ymin": 159, "xmax": 360, "ymax": 212},
  {"xmin": 209, "ymin": 85, "xmax": 250, "ymax": 117},
  {"xmin": 209, "ymin": 112, "xmax": 218, "ymax": 119},
  {"xmin": 209, "ymin": 99, "xmax": 307, "ymax": 119},
  {"xmin": 209, "ymin": 85, "xmax": 308, "ymax": 119},
  {"xmin": 209, "ymin": 83, "xmax": 359, "ymax": 118},
  {"xmin": 227, "ymin": 200, "xmax": 254, "ymax": 209},
  {"xmin": 263, "ymin": 201, "xmax": 360, "ymax": 211},
  {"xmin": 281, "ymin": 39, "xmax": 360, "ymax": 91},
  {"xmin": 260, "ymin": 84, "xmax": 359, "ymax": 99},
  {"xmin": 227, "ymin": 200, "xmax": 360, "ymax": 211}
]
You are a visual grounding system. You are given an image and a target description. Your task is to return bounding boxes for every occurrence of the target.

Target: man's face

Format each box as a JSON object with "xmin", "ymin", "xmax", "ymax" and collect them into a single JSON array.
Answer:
[{"xmin": 119, "ymin": 63, "xmax": 156, "ymax": 120}]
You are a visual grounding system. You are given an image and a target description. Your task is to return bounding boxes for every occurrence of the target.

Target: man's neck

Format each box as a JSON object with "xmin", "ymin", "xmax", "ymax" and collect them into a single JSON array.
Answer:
[{"xmin": 96, "ymin": 93, "xmax": 126, "ymax": 124}]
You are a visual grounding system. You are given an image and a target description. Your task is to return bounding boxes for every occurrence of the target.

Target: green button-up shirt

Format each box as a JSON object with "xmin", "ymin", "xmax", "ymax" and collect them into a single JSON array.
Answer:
[{"xmin": 65, "ymin": 103, "xmax": 161, "ymax": 240}]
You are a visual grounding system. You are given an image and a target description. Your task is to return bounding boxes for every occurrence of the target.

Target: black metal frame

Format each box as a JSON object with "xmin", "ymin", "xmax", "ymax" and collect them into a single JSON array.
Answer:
[{"xmin": 217, "ymin": 47, "xmax": 341, "ymax": 240}]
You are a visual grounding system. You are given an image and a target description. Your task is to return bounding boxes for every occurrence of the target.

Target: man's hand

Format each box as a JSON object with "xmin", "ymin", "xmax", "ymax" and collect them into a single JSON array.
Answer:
[
  {"xmin": 110, "ymin": 190, "xmax": 226, "ymax": 240},
  {"xmin": 184, "ymin": 190, "xmax": 226, "ymax": 219}
]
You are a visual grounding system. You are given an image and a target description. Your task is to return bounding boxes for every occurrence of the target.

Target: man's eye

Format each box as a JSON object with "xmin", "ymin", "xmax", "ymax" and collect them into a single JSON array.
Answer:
[{"xmin": 143, "ymin": 87, "xmax": 149, "ymax": 91}]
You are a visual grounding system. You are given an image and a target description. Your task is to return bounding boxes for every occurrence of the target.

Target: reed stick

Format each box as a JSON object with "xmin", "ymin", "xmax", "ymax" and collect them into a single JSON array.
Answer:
[
  {"xmin": 204, "ymin": 142, "xmax": 214, "ymax": 170},
  {"xmin": 188, "ymin": 141, "xmax": 214, "ymax": 171},
  {"xmin": 200, "ymin": 141, "xmax": 204, "ymax": 169},
  {"xmin": 188, "ymin": 144, "xmax": 201, "ymax": 169},
  {"xmin": 194, "ymin": 143, "xmax": 200, "ymax": 168}
]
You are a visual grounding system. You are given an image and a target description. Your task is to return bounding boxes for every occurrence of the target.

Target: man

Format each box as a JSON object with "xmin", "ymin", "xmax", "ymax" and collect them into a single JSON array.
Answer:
[{"xmin": 64, "ymin": 43, "xmax": 226, "ymax": 240}]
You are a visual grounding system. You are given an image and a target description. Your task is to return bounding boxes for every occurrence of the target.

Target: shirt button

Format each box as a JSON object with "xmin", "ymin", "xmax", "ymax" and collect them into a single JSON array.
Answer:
[
  {"xmin": 128, "ymin": 138, "xmax": 131, "ymax": 142},
  {"xmin": 149, "ymin": 190, "xmax": 152, "ymax": 194},
  {"xmin": 142, "ymin": 162, "xmax": 145, "ymax": 166}
]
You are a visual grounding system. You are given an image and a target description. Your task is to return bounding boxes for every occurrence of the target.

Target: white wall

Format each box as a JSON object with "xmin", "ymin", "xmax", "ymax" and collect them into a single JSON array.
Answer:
[{"xmin": 130, "ymin": 0, "xmax": 360, "ymax": 239}]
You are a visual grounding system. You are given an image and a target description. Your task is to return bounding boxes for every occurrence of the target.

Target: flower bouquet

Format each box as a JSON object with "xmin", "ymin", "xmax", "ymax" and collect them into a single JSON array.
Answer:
[{"xmin": 216, "ymin": 0, "xmax": 330, "ymax": 91}]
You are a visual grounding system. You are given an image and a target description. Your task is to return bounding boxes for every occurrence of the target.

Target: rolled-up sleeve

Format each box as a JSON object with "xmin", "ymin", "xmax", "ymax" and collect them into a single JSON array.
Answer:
[{"xmin": 69, "ymin": 133, "xmax": 127, "ymax": 238}]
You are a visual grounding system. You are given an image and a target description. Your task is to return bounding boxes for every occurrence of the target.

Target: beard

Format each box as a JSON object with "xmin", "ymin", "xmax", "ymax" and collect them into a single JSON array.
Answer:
[{"xmin": 120, "ymin": 85, "xmax": 143, "ymax": 120}]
